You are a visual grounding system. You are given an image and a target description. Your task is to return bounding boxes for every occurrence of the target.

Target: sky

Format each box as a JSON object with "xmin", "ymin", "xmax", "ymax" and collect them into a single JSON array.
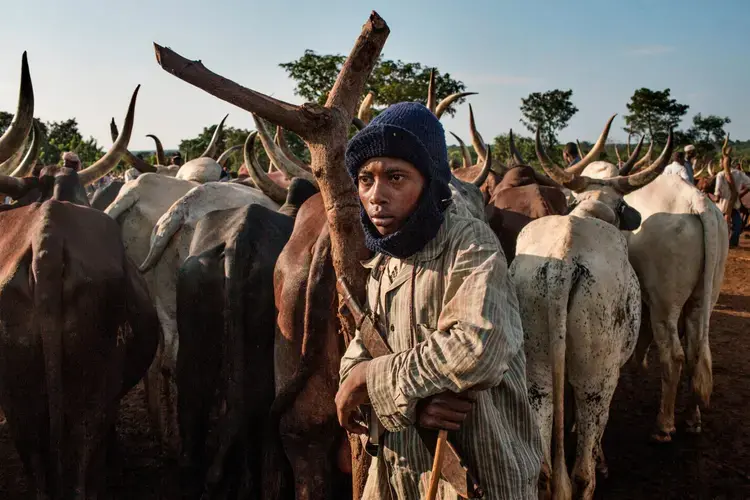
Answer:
[{"xmin": 1, "ymin": 0, "xmax": 748, "ymax": 151}]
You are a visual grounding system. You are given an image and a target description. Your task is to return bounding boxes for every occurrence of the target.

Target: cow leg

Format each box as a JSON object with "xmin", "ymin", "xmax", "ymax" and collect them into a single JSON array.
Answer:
[
  {"xmin": 682, "ymin": 300, "xmax": 709, "ymax": 434},
  {"xmin": 569, "ymin": 368, "xmax": 619, "ymax": 500},
  {"xmin": 525, "ymin": 356, "xmax": 553, "ymax": 498},
  {"xmin": 649, "ymin": 307, "xmax": 684, "ymax": 443},
  {"xmin": 154, "ymin": 299, "xmax": 181, "ymax": 454}
]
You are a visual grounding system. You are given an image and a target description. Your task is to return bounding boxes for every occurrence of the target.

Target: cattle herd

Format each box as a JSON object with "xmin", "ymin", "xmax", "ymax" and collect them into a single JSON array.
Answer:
[{"xmin": 0, "ymin": 14, "xmax": 744, "ymax": 500}]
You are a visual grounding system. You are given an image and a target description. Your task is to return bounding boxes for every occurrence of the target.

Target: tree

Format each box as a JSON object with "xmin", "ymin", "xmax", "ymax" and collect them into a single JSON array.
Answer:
[
  {"xmin": 492, "ymin": 132, "xmax": 537, "ymax": 166},
  {"xmin": 623, "ymin": 88, "xmax": 689, "ymax": 143},
  {"xmin": 687, "ymin": 113, "xmax": 731, "ymax": 157},
  {"xmin": 519, "ymin": 89, "xmax": 578, "ymax": 146},
  {"xmin": 280, "ymin": 50, "xmax": 468, "ymax": 117},
  {"xmin": 39, "ymin": 118, "xmax": 104, "ymax": 166}
]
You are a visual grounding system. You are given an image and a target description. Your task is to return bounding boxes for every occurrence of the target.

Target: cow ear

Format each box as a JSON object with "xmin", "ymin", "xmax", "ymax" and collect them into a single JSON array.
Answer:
[{"xmin": 618, "ymin": 201, "xmax": 642, "ymax": 231}]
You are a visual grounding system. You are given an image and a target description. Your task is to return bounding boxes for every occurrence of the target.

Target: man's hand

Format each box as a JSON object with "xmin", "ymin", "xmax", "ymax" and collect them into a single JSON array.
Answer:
[
  {"xmin": 417, "ymin": 391, "xmax": 477, "ymax": 431},
  {"xmin": 335, "ymin": 361, "xmax": 371, "ymax": 435}
]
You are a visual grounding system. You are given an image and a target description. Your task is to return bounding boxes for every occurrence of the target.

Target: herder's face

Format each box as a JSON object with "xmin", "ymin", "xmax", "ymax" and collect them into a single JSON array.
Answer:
[{"xmin": 358, "ymin": 157, "xmax": 426, "ymax": 236}]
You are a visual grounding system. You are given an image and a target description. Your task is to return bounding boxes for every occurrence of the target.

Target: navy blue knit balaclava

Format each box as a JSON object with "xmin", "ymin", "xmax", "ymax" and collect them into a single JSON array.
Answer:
[{"xmin": 346, "ymin": 102, "xmax": 452, "ymax": 259}]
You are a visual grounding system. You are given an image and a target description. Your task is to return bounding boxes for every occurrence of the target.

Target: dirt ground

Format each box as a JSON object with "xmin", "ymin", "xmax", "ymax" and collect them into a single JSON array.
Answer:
[{"xmin": 0, "ymin": 236, "xmax": 749, "ymax": 499}]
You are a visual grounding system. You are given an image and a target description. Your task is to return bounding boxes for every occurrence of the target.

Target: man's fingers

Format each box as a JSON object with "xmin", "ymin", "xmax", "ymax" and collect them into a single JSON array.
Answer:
[
  {"xmin": 431, "ymin": 395, "xmax": 474, "ymax": 413},
  {"xmin": 421, "ymin": 414, "xmax": 462, "ymax": 431},
  {"xmin": 425, "ymin": 403, "xmax": 470, "ymax": 423}
]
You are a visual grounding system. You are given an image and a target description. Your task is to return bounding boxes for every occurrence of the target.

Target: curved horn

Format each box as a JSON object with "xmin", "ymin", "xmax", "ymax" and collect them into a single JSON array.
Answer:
[
  {"xmin": 614, "ymin": 143, "xmax": 622, "ymax": 165},
  {"xmin": 146, "ymin": 134, "xmax": 166, "ymax": 165},
  {"xmin": 472, "ymin": 145, "xmax": 492, "ymax": 187},
  {"xmin": 110, "ymin": 118, "xmax": 157, "ymax": 174},
  {"xmin": 617, "ymin": 135, "xmax": 645, "ymax": 176},
  {"xmin": 576, "ymin": 140, "xmax": 586, "ymax": 160},
  {"xmin": 566, "ymin": 114, "xmax": 616, "ymax": 175},
  {"xmin": 352, "ymin": 117, "xmax": 366, "ymax": 131},
  {"xmin": 435, "ymin": 92, "xmax": 477, "ymax": 120},
  {"xmin": 11, "ymin": 121, "xmax": 42, "ymax": 177},
  {"xmin": 200, "ymin": 114, "xmax": 228, "ymax": 159},
  {"xmin": 631, "ymin": 138, "xmax": 654, "ymax": 173},
  {"xmin": 0, "ymin": 175, "xmax": 35, "ymax": 199},
  {"xmin": 602, "ymin": 130, "xmax": 674, "ymax": 195},
  {"xmin": 0, "ymin": 133, "xmax": 28, "ymax": 176},
  {"xmin": 252, "ymin": 114, "xmax": 316, "ymax": 185},
  {"xmin": 509, "ymin": 129, "xmax": 526, "ymax": 166},
  {"xmin": 722, "ymin": 133, "xmax": 732, "ymax": 157},
  {"xmin": 535, "ymin": 128, "xmax": 589, "ymax": 192},
  {"xmin": 0, "ymin": 52, "xmax": 34, "ymax": 165},
  {"xmin": 275, "ymin": 125, "xmax": 311, "ymax": 172},
  {"xmin": 216, "ymin": 145, "xmax": 242, "ymax": 169},
  {"xmin": 426, "ymin": 68, "xmax": 437, "ymax": 114},
  {"xmin": 358, "ymin": 92, "xmax": 374, "ymax": 124},
  {"xmin": 468, "ymin": 104, "xmax": 487, "ymax": 162},
  {"xmin": 626, "ymin": 132, "xmax": 633, "ymax": 157},
  {"xmin": 449, "ymin": 132, "xmax": 472, "ymax": 169},
  {"xmin": 244, "ymin": 131, "xmax": 288, "ymax": 205},
  {"xmin": 78, "ymin": 86, "xmax": 140, "ymax": 186}
]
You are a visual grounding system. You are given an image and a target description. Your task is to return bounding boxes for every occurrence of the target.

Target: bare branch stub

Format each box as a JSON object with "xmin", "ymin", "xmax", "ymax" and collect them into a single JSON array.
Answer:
[{"xmin": 154, "ymin": 43, "xmax": 325, "ymax": 138}]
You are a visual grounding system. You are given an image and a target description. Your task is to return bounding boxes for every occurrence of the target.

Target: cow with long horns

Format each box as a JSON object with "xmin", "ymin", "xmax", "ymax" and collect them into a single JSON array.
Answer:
[{"xmin": 511, "ymin": 119, "xmax": 674, "ymax": 500}]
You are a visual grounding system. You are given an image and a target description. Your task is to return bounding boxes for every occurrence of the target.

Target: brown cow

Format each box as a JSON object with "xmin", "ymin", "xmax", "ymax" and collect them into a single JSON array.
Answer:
[{"xmin": 0, "ymin": 87, "xmax": 159, "ymax": 498}]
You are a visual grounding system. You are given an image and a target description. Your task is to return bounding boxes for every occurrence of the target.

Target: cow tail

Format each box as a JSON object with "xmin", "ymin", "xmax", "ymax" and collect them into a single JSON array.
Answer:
[
  {"xmin": 546, "ymin": 260, "xmax": 573, "ymax": 498},
  {"xmin": 138, "ymin": 201, "xmax": 187, "ymax": 272},
  {"xmin": 692, "ymin": 201, "xmax": 723, "ymax": 407},
  {"xmin": 206, "ymin": 229, "xmax": 249, "ymax": 488},
  {"xmin": 32, "ymin": 227, "xmax": 65, "ymax": 489}
]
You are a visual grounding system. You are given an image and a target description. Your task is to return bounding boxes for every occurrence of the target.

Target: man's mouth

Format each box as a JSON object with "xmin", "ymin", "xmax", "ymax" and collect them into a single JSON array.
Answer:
[{"xmin": 369, "ymin": 214, "xmax": 394, "ymax": 227}]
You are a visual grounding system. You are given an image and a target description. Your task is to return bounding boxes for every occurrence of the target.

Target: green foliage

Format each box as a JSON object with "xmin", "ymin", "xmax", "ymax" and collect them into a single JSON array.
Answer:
[
  {"xmin": 280, "ymin": 50, "xmax": 468, "ymax": 117},
  {"xmin": 685, "ymin": 113, "xmax": 731, "ymax": 157},
  {"xmin": 492, "ymin": 132, "xmax": 537, "ymax": 166},
  {"xmin": 39, "ymin": 118, "xmax": 104, "ymax": 166},
  {"xmin": 519, "ymin": 89, "xmax": 578, "ymax": 146},
  {"xmin": 623, "ymin": 88, "xmax": 689, "ymax": 143}
]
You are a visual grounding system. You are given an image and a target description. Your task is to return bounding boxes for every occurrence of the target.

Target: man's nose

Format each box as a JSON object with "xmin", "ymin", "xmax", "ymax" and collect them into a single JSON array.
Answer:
[{"xmin": 368, "ymin": 179, "xmax": 388, "ymax": 205}]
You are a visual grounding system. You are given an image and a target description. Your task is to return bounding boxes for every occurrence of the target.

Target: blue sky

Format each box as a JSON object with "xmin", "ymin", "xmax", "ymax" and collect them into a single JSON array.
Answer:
[{"xmin": 1, "ymin": 0, "xmax": 748, "ymax": 150}]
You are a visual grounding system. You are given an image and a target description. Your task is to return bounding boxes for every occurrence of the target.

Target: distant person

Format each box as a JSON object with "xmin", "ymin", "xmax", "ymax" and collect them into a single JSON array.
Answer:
[
  {"xmin": 684, "ymin": 145, "xmax": 697, "ymax": 183},
  {"xmin": 663, "ymin": 151, "xmax": 690, "ymax": 183},
  {"xmin": 62, "ymin": 151, "xmax": 82, "ymax": 171},
  {"xmin": 562, "ymin": 142, "xmax": 580, "ymax": 167},
  {"xmin": 715, "ymin": 162, "xmax": 750, "ymax": 247}
]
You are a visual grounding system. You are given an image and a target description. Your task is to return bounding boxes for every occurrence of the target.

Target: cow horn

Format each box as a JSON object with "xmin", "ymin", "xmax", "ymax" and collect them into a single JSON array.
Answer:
[
  {"xmin": 352, "ymin": 117, "xmax": 366, "ymax": 131},
  {"xmin": 566, "ymin": 114, "xmax": 616, "ymax": 175},
  {"xmin": 509, "ymin": 129, "xmax": 526, "ymax": 166},
  {"xmin": 614, "ymin": 143, "xmax": 622, "ymax": 165},
  {"xmin": 110, "ymin": 117, "xmax": 157, "ymax": 174},
  {"xmin": 0, "ymin": 131, "xmax": 28, "ymax": 176},
  {"xmin": 601, "ymin": 130, "xmax": 673, "ymax": 195},
  {"xmin": 576, "ymin": 140, "xmax": 586, "ymax": 160},
  {"xmin": 449, "ymin": 132, "xmax": 472, "ymax": 169},
  {"xmin": 0, "ymin": 175, "xmax": 35, "ymax": 199},
  {"xmin": 435, "ymin": 92, "xmax": 477, "ymax": 120},
  {"xmin": 200, "ymin": 114, "xmax": 228, "ymax": 159},
  {"xmin": 216, "ymin": 145, "xmax": 242, "ymax": 169},
  {"xmin": 617, "ymin": 135, "xmax": 645, "ymax": 176},
  {"xmin": 275, "ymin": 125, "xmax": 312, "ymax": 172},
  {"xmin": 0, "ymin": 52, "xmax": 34, "ymax": 166},
  {"xmin": 146, "ymin": 134, "xmax": 166, "ymax": 165},
  {"xmin": 78, "ymin": 86, "xmax": 140, "ymax": 186},
  {"xmin": 535, "ymin": 128, "xmax": 589, "ymax": 192},
  {"xmin": 427, "ymin": 69, "xmax": 437, "ymax": 114},
  {"xmin": 358, "ymin": 92, "xmax": 374, "ymax": 124},
  {"xmin": 252, "ymin": 114, "xmax": 316, "ymax": 185},
  {"xmin": 722, "ymin": 133, "xmax": 732, "ymax": 157},
  {"xmin": 468, "ymin": 104, "xmax": 487, "ymax": 162},
  {"xmin": 11, "ymin": 121, "xmax": 42, "ymax": 177},
  {"xmin": 471, "ymin": 145, "xmax": 492, "ymax": 187},
  {"xmin": 626, "ymin": 132, "xmax": 633, "ymax": 157},
  {"xmin": 244, "ymin": 131, "xmax": 288, "ymax": 205},
  {"xmin": 631, "ymin": 138, "xmax": 653, "ymax": 173}
]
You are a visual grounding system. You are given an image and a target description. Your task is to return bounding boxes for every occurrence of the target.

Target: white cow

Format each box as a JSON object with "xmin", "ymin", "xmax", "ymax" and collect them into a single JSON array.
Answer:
[
  {"xmin": 578, "ymin": 153, "xmax": 728, "ymax": 441},
  {"xmin": 510, "ymin": 126, "xmax": 672, "ymax": 500}
]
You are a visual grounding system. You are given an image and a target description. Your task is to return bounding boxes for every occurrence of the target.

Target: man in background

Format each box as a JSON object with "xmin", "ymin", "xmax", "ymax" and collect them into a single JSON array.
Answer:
[
  {"xmin": 715, "ymin": 162, "xmax": 750, "ymax": 247},
  {"xmin": 562, "ymin": 142, "xmax": 580, "ymax": 167},
  {"xmin": 663, "ymin": 151, "xmax": 691, "ymax": 183},
  {"xmin": 684, "ymin": 145, "xmax": 697, "ymax": 183}
]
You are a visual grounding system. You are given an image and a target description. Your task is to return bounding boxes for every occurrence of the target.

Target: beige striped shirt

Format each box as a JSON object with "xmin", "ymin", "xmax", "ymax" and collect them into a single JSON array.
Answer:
[{"xmin": 340, "ymin": 210, "xmax": 543, "ymax": 499}]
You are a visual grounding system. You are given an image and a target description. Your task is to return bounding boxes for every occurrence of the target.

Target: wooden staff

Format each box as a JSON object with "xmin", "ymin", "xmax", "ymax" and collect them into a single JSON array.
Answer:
[{"xmin": 426, "ymin": 429, "xmax": 449, "ymax": 500}]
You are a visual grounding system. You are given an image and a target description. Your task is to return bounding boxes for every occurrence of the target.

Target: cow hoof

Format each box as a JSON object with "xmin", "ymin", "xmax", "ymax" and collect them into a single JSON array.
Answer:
[
  {"xmin": 685, "ymin": 422, "xmax": 702, "ymax": 434},
  {"xmin": 650, "ymin": 429, "xmax": 674, "ymax": 443}
]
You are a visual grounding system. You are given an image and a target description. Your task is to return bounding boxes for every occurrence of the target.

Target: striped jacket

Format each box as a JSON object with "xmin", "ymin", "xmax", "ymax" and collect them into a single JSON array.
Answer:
[{"xmin": 340, "ymin": 210, "xmax": 543, "ymax": 499}]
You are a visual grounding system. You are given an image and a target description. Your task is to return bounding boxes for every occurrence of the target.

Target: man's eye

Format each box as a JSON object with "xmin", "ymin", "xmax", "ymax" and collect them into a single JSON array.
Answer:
[
  {"xmin": 390, "ymin": 174, "xmax": 403, "ymax": 182},
  {"xmin": 359, "ymin": 176, "xmax": 373, "ymax": 184}
]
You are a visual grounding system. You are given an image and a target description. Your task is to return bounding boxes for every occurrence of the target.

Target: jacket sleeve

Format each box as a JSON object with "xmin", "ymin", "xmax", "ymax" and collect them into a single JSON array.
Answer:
[
  {"xmin": 340, "ymin": 330, "xmax": 373, "ymax": 384},
  {"xmin": 366, "ymin": 222, "xmax": 524, "ymax": 433}
]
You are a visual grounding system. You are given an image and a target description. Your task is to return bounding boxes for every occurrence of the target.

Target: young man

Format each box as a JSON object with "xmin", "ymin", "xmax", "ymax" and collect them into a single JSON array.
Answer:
[
  {"xmin": 715, "ymin": 161, "xmax": 750, "ymax": 247},
  {"xmin": 335, "ymin": 102, "xmax": 542, "ymax": 499},
  {"xmin": 562, "ymin": 142, "xmax": 580, "ymax": 167},
  {"xmin": 663, "ymin": 151, "xmax": 691, "ymax": 183}
]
